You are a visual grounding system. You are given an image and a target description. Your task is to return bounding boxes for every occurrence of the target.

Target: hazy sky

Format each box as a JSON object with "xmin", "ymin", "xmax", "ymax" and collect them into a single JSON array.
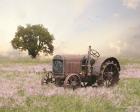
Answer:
[{"xmin": 0, "ymin": 0, "xmax": 140, "ymax": 57}]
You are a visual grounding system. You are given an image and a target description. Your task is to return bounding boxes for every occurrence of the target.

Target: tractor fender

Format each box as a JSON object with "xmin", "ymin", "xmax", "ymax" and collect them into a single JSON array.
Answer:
[{"xmin": 93, "ymin": 57, "xmax": 121, "ymax": 76}]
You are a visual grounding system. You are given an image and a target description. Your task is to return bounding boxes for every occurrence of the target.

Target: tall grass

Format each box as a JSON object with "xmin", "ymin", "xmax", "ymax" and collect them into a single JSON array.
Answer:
[
  {"xmin": 0, "ymin": 72, "xmax": 139, "ymax": 112},
  {"xmin": 0, "ymin": 56, "xmax": 51, "ymax": 65},
  {"xmin": 0, "ymin": 57, "xmax": 140, "ymax": 111},
  {"xmin": 118, "ymin": 57, "xmax": 140, "ymax": 65}
]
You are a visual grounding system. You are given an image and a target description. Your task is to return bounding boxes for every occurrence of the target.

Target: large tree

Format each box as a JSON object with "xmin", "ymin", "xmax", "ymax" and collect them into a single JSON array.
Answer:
[{"xmin": 11, "ymin": 24, "xmax": 54, "ymax": 58}]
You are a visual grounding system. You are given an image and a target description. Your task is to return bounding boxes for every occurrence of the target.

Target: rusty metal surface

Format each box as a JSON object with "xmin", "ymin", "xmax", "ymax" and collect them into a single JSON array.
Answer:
[
  {"xmin": 53, "ymin": 55, "xmax": 85, "ymax": 61},
  {"xmin": 53, "ymin": 55, "xmax": 85, "ymax": 75},
  {"xmin": 64, "ymin": 59, "xmax": 81, "ymax": 74}
]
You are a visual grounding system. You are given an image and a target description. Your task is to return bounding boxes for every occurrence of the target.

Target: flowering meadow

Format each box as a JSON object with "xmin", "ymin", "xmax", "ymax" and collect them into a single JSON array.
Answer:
[{"xmin": 0, "ymin": 57, "xmax": 139, "ymax": 112}]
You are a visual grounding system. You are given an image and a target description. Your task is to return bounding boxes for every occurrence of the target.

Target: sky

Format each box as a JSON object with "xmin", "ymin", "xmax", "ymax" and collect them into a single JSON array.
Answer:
[{"xmin": 0, "ymin": 0, "xmax": 140, "ymax": 57}]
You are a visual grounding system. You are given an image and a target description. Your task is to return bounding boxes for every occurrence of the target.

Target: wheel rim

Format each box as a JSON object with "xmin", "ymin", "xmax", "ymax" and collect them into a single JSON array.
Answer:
[{"xmin": 64, "ymin": 74, "xmax": 81, "ymax": 89}]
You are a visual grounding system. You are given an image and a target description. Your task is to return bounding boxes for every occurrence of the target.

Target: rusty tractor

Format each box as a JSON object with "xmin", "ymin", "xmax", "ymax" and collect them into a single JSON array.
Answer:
[{"xmin": 41, "ymin": 46, "xmax": 121, "ymax": 89}]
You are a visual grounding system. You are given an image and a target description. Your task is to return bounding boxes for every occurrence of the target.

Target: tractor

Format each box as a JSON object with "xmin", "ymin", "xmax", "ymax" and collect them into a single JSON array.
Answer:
[{"xmin": 41, "ymin": 46, "xmax": 120, "ymax": 89}]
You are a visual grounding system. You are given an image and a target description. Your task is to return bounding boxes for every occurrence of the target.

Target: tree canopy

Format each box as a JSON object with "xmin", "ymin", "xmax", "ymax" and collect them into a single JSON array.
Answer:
[{"xmin": 11, "ymin": 24, "xmax": 54, "ymax": 58}]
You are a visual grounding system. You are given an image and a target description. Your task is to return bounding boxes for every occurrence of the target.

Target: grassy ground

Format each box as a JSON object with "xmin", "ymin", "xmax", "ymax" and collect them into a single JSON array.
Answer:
[
  {"xmin": 0, "ymin": 56, "xmax": 51, "ymax": 65},
  {"xmin": 0, "ymin": 57, "xmax": 140, "ymax": 112},
  {"xmin": 119, "ymin": 57, "xmax": 140, "ymax": 65},
  {"xmin": 0, "ymin": 71, "xmax": 139, "ymax": 112}
]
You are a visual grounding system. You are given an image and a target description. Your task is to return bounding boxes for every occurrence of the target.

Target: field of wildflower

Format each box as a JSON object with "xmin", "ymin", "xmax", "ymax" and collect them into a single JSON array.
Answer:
[{"xmin": 0, "ymin": 57, "xmax": 140, "ymax": 112}]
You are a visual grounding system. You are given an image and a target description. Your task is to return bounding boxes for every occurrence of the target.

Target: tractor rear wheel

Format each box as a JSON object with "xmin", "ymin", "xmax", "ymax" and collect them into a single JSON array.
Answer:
[{"xmin": 102, "ymin": 63, "xmax": 119, "ymax": 87}]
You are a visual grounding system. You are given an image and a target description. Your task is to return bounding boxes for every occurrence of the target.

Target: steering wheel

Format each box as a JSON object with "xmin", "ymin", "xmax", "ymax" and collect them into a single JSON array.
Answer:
[{"xmin": 90, "ymin": 49, "xmax": 100, "ymax": 58}]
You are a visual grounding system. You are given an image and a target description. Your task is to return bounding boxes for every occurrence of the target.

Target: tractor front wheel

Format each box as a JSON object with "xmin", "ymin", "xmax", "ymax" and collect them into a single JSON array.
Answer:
[{"xmin": 41, "ymin": 71, "xmax": 54, "ymax": 85}]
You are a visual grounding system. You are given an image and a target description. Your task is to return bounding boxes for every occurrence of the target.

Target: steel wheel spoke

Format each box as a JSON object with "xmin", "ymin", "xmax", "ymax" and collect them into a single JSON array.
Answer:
[{"xmin": 102, "ymin": 63, "xmax": 119, "ymax": 87}]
